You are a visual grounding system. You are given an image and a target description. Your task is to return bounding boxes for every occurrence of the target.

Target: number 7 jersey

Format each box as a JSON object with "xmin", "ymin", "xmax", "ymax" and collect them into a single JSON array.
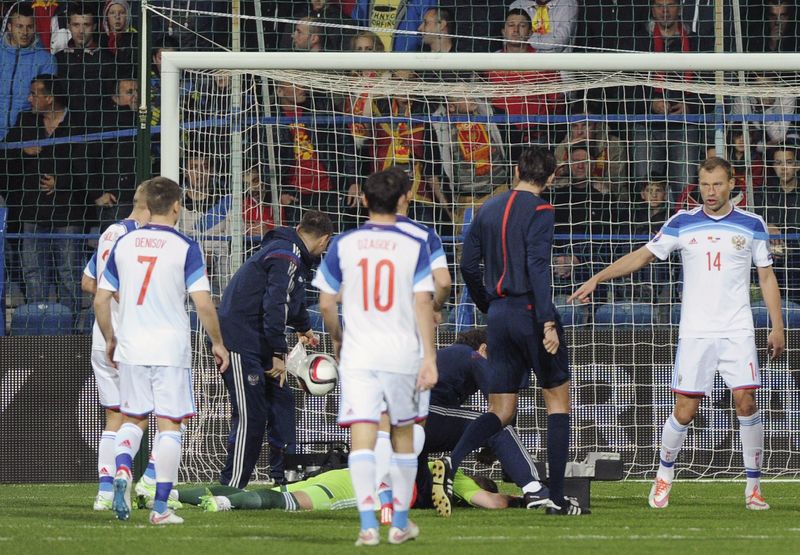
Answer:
[
  {"xmin": 646, "ymin": 205, "xmax": 773, "ymax": 338},
  {"xmin": 98, "ymin": 223, "xmax": 210, "ymax": 367},
  {"xmin": 312, "ymin": 222, "xmax": 435, "ymax": 374}
]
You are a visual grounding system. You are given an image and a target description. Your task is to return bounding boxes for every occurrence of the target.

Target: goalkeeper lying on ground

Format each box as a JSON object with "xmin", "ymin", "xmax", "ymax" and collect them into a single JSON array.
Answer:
[{"xmin": 177, "ymin": 464, "xmax": 520, "ymax": 512}]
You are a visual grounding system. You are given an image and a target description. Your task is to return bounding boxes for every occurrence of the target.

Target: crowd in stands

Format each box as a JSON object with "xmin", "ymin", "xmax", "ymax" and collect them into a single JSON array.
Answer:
[{"xmin": 0, "ymin": 0, "xmax": 799, "ymax": 333}]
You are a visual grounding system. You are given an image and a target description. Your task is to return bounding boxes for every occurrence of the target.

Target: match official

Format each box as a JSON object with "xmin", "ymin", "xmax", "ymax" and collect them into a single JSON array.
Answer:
[
  {"xmin": 218, "ymin": 210, "xmax": 333, "ymax": 488},
  {"xmin": 434, "ymin": 146, "xmax": 585, "ymax": 516}
]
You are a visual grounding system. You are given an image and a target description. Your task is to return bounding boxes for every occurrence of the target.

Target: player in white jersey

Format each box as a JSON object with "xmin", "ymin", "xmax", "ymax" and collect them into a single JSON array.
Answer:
[
  {"xmin": 373, "ymin": 177, "xmax": 453, "ymax": 524},
  {"xmin": 94, "ymin": 177, "xmax": 230, "ymax": 525},
  {"xmin": 570, "ymin": 157, "xmax": 785, "ymax": 511},
  {"xmin": 312, "ymin": 167, "xmax": 438, "ymax": 546},
  {"xmin": 81, "ymin": 183, "xmax": 150, "ymax": 511}
]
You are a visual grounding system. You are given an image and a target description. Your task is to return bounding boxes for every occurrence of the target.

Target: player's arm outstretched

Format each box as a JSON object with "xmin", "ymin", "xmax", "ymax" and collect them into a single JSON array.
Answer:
[
  {"xmin": 757, "ymin": 265, "xmax": 786, "ymax": 360},
  {"xmin": 190, "ymin": 290, "xmax": 230, "ymax": 373},
  {"xmin": 568, "ymin": 245, "xmax": 657, "ymax": 304},
  {"xmin": 414, "ymin": 291, "xmax": 438, "ymax": 391}
]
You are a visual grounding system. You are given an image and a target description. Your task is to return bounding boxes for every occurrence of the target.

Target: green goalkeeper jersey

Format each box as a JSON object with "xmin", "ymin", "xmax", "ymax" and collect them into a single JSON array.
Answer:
[{"xmin": 274, "ymin": 465, "xmax": 482, "ymax": 511}]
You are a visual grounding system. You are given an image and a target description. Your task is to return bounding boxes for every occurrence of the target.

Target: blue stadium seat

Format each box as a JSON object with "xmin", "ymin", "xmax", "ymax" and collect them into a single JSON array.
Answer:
[
  {"xmin": 752, "ymin": 300, "xmax": 800, "ymax": 328},
  {"xmin": 10, "ymin": 303, "xmax": 73, "ymax": 335},
  {"xmin": 594, "ymin": 302, "xmax": 654, "ymax": 326},
  {"xmin": 553, "ymin": 295, "xmax": 586, "ymax": 327}
]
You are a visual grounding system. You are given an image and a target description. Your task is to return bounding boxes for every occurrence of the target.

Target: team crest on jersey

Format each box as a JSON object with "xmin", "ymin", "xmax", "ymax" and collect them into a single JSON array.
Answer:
[
  {"xmin": 731, "ymin": 235, "xmax": 746, "ymax": 250},
  {"xmin": 247, "ymin": 374, "xmax": 260, "ymax": 386}
]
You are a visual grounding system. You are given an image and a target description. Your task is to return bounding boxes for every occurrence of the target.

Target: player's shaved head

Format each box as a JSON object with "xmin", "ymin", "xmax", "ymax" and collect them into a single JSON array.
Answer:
[
  {"xmin": 698, "ymin": 156, "xmax": 733, "ymax": 181},
  {"xmin": 132, "ymin": 181, "xmax": 150, "ymax": 209},
  {"xmin": 363, "ymin": 167, "xmax": 408, "ymax": 215},
  {"xmin": 144, "ymin": 176, "xmax": 182, "ymax": 215}
]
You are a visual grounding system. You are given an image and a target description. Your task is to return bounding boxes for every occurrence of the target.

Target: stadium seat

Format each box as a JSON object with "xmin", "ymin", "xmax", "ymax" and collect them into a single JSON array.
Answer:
[
  {"xmin": 594, "ymin": 302, "xmax": 654, "ymax": 326},
  {"xmin": 10, "ymin": 303, "xmax": 73, "ymax": 335},
  {"xmin": 752, "ymin": 300, "xmax": 800, "ymax": 329},
  {"xmin": 554, "ymin": 295, "xmax": 586, "ymax": 326}
]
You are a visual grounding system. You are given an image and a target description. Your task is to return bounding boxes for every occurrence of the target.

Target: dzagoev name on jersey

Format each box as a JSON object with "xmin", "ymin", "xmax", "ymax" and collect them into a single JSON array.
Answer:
[
  {"xmin": 135, "ymin": 237, "xmax": 168, "ymax": 249},
  {"xmin": 357, "ymin": 238, "xmax": 397, "ymax": 251}
]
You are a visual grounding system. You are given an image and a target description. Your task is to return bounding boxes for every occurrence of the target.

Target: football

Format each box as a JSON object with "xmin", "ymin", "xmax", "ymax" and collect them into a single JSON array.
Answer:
[
  {"xmin": 299, "ymin": 353, "xmax": 339, "ymax": 396},
  {"xmin": 286, "ymin": 342, "xmax": 339, "ymax": 396}
]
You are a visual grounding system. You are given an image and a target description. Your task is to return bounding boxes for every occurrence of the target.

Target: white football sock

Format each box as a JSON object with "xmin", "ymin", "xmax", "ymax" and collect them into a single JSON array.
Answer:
[
  {"xmin": 738, "ymin": 411, "xmax": 764, "ymax": 495},
  {"xmin": 155, "ymin": 431, "xmax": 182, "ymax": 484},
  {"xmin": 657, "ymin": 414, "xmax": 689, "ymax": 481},
  {"xmin": 115, "ymin": 423, "xmax": 144, "ymax": 473},
  {"xmin": 349, "ymin": 449, "xmax": 377, "ymax": 513},
  {"xmin": 374, "ymin": 431, "xmax": 392, "ymax": 489},
  {"xmin": 389, "ymin": 453, "xmax": 417, "ymax": 514},
  {"xmin": 98, "ymin": 431, "xmax": 117, "ymax": 488}
]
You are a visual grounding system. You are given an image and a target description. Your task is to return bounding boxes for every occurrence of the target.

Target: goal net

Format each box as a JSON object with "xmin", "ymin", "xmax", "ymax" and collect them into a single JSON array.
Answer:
[{"xmin": 162, "ymin": 52, "xmax": 800, "ymax": 483}]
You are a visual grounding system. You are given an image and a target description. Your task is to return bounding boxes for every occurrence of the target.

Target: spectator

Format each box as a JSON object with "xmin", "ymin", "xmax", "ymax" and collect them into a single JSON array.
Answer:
[
  {"xmin": 755, "ymin": 145, "xmax": 800, "ymax": 302},
  {"xmin": 0, "ymin": 2, "xmax": 57, "ymax": 140},
  {"xmin": 351, "ymin": 0, "xmax": 435, "ymax": 52},
  {"xmin": 280, "ymin": 1, "xmax": 351, "ymax": 51},
  {"xmin": 370, "ymin": 70, "xmax": 439, "ymax": 225},
  {"xmin": 291, "ymin": 16, "xmax": 326, "ymax": 52},
  {"xmin": 629, "ymin": 0, "xmax": 700, "ymax": 203},
  {"xmin": 508, "ymin": 0, "xmax": 579, "ymax": 53},
  {"xmin": 732, "ymin": 72, "xmax": 797, "ymax": 155},
  {"xmin": 630, "ymin": 179, "xmax": 669, "ymax": 238},
  {"xmin": 239, "ymin": 168, "xmax": 279, "ymax": 237},
  {"xmin": 4, "ymin": 74, "xmax": 86, "ymax": 325},
  {"xmin": 438, "ymin": 0, "xmax": 508, "ymax": 53},
  {"xmin": 553, "ymin": 110, "xmax": 628, "ymax": 185},
  {"xmin": 578, "ymin": 0, "xmax": 647, "ymax": 53},
  {"xmin": 274, "ymin": 81, "xmax": 358, "ymax": 230},
  {"xmin": 149, "ymin": 34, "xmax": 180, "ymax": 128},
  {"xmin": 719, "ymin": 125, "xmax": 767, "ymax": 194},
  {"xmin": 486, "ymin": 9, "xmax": 565, "ymax": 157},
  {"xmin": 550, "ymin": 144, "xmax": 619, "ymax": 252},
  {"xmin": 55, "ymin": 2, "xmax": 109, "ymax": 128},
  {"xmin": 429, "ymin": 95, "xmax": 509, "ymax": 225},
  {"xmin": 747, "ymin": 0, "xmax": 799, "ymax": 54},
  {"xmin": 99, "ymin": 0, "xmax": 136, "ymax": 66},
  {"xmin": 151, "ymin": 0, "xmax": 229, "ymax": 51},
  {"xmin": 88, "ymin": 74, "xmax": 139, "ymax": 228},
  {"xmin": 418, "ymin": 7, "xmax": 460, "ymax": 53}
]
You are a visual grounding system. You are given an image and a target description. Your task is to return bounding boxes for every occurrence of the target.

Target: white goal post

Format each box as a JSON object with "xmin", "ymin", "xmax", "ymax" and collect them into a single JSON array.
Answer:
[{"xmin": 160, "ymin": 52, "xmax": 800, "ymax": 483}]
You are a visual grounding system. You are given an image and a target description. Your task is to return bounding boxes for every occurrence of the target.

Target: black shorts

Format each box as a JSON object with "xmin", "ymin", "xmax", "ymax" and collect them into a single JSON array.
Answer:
[{"xmin": 486, "ymin": 296, "xmax": 570, "ymax": 394}]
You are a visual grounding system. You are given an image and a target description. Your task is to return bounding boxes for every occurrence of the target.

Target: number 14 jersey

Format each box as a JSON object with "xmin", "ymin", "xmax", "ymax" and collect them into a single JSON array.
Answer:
[
  {"xmin": 646, "ymin": 205, "xmax": 773, "ymax": 338},
  {"xmin": 312, "ymin": 222, "xmax": 434, "ymax": 375},
  {"xmin": 99, "ymin": 223, "xmax": 210, "ymax": 368}
]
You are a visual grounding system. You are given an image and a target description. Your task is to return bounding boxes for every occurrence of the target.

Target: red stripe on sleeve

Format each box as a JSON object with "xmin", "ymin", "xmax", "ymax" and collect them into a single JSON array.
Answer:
[{"xmin": 536, "ymin": 203, "xmax": 554, "ymax": 212}]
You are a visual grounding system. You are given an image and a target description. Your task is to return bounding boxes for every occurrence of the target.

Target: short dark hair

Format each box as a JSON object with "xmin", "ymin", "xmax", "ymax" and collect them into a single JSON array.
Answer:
[
  {"xmin": 67, "ymin": 2, "xmax": 96, "ymax": 18},
  {"xmin": 517, "ymin": 146, "xmax": 557, "ymax": 186},
  {"xmin": 298, "ymin": 210, "xmax": 334, "ymax": 237},
  {"xmin": 506, "ymin": 8, "xmax": 531, "ymax": 24},
  {"xmin": 144, "ymin": 177, "xmax": 181, "ymax": 215},
  {"xmin": 455, "ymin": 328, "xmax": 487, "ymax": 350},
  {"xmin": 32, "ymin": 74, "xmax": 68, "ymax": 107},
  {"xmin": 772, "ymin": 144, "xmax": 798, "ymax": 159},
  {"xmin": 698, "ymin": 156, "xmax": 733, "ymax": 180},
  {"xmin": 363, "ymin": 167, "xmax": 408, "ymax": 215},
  {"xmin": 430, "ymin": 7, "xmax": 454, "ymax": 32},
  {"xmin": 10, "ymin": 3, "xmax": 35, "ymax": 18}
]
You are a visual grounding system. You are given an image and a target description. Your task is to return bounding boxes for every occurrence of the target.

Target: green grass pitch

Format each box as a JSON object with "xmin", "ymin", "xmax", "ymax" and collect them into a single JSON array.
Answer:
[{"xmin": 1, "ymin": 482, "xmax": 799, "ymax": 554}]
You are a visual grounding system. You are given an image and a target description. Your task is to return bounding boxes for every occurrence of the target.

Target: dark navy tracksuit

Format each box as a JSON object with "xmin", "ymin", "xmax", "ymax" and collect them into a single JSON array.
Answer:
[
  {"xmin": 217, "ymin": 227, "xmax": 315, "ymax": 487},
  {"xmin": 459, "ymin": 189, "xmax": 570, "ymax": 392},
  {"xmin": 414, "ymin": 343, "xmax": 543, "ymax": 507}
]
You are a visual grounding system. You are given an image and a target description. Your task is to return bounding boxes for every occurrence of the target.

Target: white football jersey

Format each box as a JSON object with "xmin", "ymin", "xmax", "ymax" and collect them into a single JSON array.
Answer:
[
  {"xmin": 99, "ymin": 223, "xmax": 210, "ymax": 367},
  {"xmin": 84, "ymin": 219, "xmax": 139, "ymax": 352},
  {"xmin": 647, "ymin": 205, "xmax": 772, "ymax": 338},
  {"xmin": 394, "ymin": 215, "xmax": 448, "ymax": 272},
  {"xmin": 312, "ymin": 222, "xmax": 435, "ymax": 375}
]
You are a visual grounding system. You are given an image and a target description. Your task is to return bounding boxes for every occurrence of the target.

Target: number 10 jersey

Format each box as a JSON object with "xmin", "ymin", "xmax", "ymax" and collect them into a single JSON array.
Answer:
[{"xmin": 312, "ymin": 222, "xmax": 434, "ymax": 375}]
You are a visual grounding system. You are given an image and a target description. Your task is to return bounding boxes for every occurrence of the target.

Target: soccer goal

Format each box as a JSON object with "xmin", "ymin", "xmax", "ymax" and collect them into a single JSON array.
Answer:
[{"xmin": 160, "ymin": 52, "xmax": 800, "ymax": 483}]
